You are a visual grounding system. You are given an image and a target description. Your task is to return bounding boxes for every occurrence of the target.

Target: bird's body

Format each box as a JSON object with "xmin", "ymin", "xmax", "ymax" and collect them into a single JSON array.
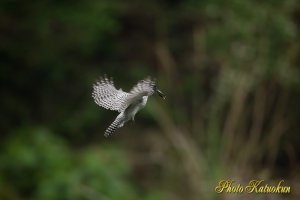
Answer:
[
  {"xmin": 92, "ymin": 75, "xmax": 165, "ymax": 137},
  {"xmin": 125, "ymin": 96, "xmax": 148, "ymax": 121}
]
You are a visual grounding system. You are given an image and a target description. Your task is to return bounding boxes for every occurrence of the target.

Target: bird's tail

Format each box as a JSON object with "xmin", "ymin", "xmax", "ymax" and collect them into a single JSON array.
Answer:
[{"xmin": 104, "ymin": 115, "xmax": 124, "ymax": 137}]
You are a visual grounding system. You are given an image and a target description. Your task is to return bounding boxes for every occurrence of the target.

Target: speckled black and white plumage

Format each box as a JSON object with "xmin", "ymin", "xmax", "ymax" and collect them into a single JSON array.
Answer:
[{"xmin": 92, "ymin": 75, "xmax": 161, "ymax": 137}]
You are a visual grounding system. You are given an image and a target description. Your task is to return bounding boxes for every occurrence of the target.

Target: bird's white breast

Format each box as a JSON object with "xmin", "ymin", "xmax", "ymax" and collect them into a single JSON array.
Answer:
[
  {"xmin": 133, "ymin": 96, "xmax": 148, "ymax": 114},
  {"xmin": 124, "ymin": 96, "xmax": 148, "ymax": 120}
]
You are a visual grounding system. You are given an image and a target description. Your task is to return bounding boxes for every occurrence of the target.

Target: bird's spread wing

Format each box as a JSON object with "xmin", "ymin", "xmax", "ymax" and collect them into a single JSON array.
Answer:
[
  {"xmin": 129, "ymin": 77, "xmax": 155, "ymax": 95},
  {"xmin": 92, "ymin": 76, "xmax": 129, "ymax": 112},
  {"xmin": 92, "ymin": 76, "xmax": 155, "ymax": 112},
  {"xmin": 124, "ymin": 77, "xmax": 155, "ymax": 105}
]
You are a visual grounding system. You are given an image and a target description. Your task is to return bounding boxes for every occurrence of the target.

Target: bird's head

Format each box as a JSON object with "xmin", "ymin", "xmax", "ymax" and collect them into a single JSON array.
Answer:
[{"xmin": 154, "ymin": 85, "xmax": 166, "ymax": 100}]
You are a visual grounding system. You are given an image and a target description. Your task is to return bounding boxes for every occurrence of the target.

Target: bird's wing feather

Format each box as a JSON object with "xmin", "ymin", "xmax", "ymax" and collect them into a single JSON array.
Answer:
[
  {"xmin": 92, "ymin": 76, "xmax": 130, "ymax": 112},
  {"xmin": 129, "ymin": 77, "xmax": 155, "ymax": 96},
  {"xmin": 122, "ymin": 77, "xmax": 155, "ymax": 106}
]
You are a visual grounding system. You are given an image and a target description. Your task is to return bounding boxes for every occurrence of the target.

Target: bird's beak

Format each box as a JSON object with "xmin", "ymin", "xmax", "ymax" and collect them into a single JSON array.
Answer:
[{"xmin": 156, "ymin": 88, "xmax": 166, "ymax": 100}]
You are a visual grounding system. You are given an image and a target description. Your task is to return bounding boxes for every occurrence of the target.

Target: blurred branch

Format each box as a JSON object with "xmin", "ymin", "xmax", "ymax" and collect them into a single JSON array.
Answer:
[
  {"xmin": 222, "ymin": 71, "xmax": 251, "ymax": 161},
  {"xmin": 155, "ymin": 41, "xmax": 177, "ymax": 87},
  {"xmin": 150, "ymin": 100, "xmax": 209, "ymax": 200},
  {"xmin": 265, "ymin": 89, "xmax": 289, "ymax": 166},
  {"xmin": 238, "ymin": 83, "xmax": 267, "ymax": 170},
  {"xmin": 193, "ymin": 24, "xmax": 205, "ymax": 70}
]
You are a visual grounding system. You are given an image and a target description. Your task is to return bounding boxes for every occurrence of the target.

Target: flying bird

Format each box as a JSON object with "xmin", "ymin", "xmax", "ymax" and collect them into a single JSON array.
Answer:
[{"xmin": 92, "ymin": 75, "xmax": 166, "ymax": 137}]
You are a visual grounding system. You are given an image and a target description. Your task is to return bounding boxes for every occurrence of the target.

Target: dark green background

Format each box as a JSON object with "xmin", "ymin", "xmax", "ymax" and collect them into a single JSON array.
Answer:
[{"xmin": 1, "ymin": 0, "xmax": 300, "ymax": 199}]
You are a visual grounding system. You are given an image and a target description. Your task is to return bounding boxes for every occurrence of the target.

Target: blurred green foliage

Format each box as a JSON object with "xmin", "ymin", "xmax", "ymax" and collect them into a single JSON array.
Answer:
[
  {"xmin": 0, "ymin": 128, "xmax": 163, "ymax": 200},
  {"xmin": 1, "ymin": 0, "xmax": 300, "ymax": 199}
]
